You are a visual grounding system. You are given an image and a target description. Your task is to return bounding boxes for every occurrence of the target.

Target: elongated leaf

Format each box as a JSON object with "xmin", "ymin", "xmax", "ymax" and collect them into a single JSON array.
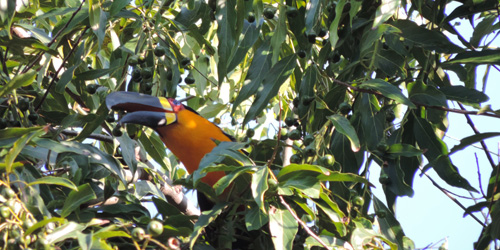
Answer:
[
  {"xmin": 243, "ymin": 54, "xmax": 296, "ymax": 125},
  {"xmin": 373, "ymin": 0, "xmax": 399, "ymax": 28},
  {"xmin": 271, "ymin": 4, "xmax": 287, "ymax": 65},
  {"xmin": 46, "ymin": 222, "xmax": 87, "ymax": 244},
  {"xmin": 439, "ymin": 85, "xmax": 489, "ymax": 104},
  {"xmin": 328, "ymin": 114, "xmax": 360, "ymax": 152},
  {"xmin": 278, "ymin": 164, "xmax": 330, "ymax": 179},
  {"xmin": 314, "ymin": 193, "xmax": 347, "ymax": 236},
  {"xmin": 269, "ymin": 204, "xmax": 298, "ymax": 250},
  {"xmin": 216, "ymin": 0, "xmax": 236, "ymax": 84},
  {"xmin": 413, "ymin": 116, "xmax": 476, "ymax": 191},
  {"xmin": 359, "ymin": 79, "xmax": 416, "ymax": 108},
  {"xmin": 0, "ymin": 69, "xmax": 36, "ymax": 97},
  {"xmin": 28, "ymin": 176, "xmax": 78, "ymax": 191},
  {"xmin": 231, "ymin": 39, "xmax": 272, "ymax": 114},
  {"xmin": 450, "ymin": 132, "xmax": 500, "ymax": 154},
  {"xmin": 383, "ymin": 159, "xmax": 415, "ymax": 197},
  {"xmin": 60, "ymin": 183, "xmax": 97, "ymax": 217},
  {"xmin": 189, "ymin": 203, "xmax": 227, "ymax": 249},
  {"xmin": 74, "ymin": 67, "xmax": 117, "ymax": 81},
  {"xmin": 407, "ymin": 81, "xmax": 447, "ymax": 106},
  {"xmin": 373, "ymin": 196, "xmax": 414, "ymax": 250},
  {"xmin": 448, "ymin": 50, "xmax": 500, "ymax": 64},
  {"xmin": 5, "ymin": 128, "xmax": 45, "ymax": 173},
  {"xmin": 227, "ymin": 19, "xmax": 261, "ymax": 71},
  {"xmin": 110, "ymin": 0, "xmax": 131, "ymax": 16},
  {"xmin": 55, "ymin": 64, "xmax": 79, "ymax": 93},
  {"xmin": 318, "ymin": 171, "xmax": 369, "ymax": 184},
  {"xmin": 304, "ymin": 0, "xmax": 320, "ymax": 33},
  {"xmin": 213, "ymin": 166, "xmax": 254, "ymax": 196},
  {"xmin": 252, "ymin": 166, "xmax": 269, "ymax": 212},
  {"xmin": 329, "ymin": 0, "xmax": 347, "ymax": 49},
  {"xmin": 116, "ymin": 133, "xmax": 138, "ymax": 175},
  {"xmin": 245, "ymin": 205, "xmax": 269, "ymax": 231},
  {"xmin": 386, "ymin": 144, "xmax": 423, "ymax": 158}
]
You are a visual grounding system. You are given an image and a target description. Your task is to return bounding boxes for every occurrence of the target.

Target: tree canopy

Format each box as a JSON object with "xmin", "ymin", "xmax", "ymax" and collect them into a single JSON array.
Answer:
[{"xmin": 0, "ymin": 0, "xmax": 499, "ymax": 249}]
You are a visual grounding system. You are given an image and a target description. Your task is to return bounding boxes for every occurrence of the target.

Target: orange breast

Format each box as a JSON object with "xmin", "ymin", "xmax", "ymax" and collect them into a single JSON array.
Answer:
[{"xmin": 156, "ymin": 109, "xmax": 232, "ymax": 186}]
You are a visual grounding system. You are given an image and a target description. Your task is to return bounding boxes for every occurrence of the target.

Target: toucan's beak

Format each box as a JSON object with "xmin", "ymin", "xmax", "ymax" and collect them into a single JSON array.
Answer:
[{"xmin": 106, "ymin": 92, "xmax": 177, "ymax": 128}]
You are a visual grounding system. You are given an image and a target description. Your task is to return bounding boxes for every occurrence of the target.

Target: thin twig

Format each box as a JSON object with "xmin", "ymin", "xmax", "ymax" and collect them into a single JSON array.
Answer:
[
  {"xmin": 35, "ymin": 27, "xmax": 89, "ymax": 111},
  {"xmin": 60, "ymin": 129, "xmax": 114, "ymax": 143},
  {"xmin": 458, "ymin": 102, "xmax": 497, "ymax": 169},
  {"xmin": 279, "ymin": 195, "xmax": 334, "ymax": 250},
  {"xmin": 419, "ymin": 167, "xmax": 487, "ymax": 227},
  {"xmin": 22, "ymin": 0, "xmax": 87, "ymax": 74}
]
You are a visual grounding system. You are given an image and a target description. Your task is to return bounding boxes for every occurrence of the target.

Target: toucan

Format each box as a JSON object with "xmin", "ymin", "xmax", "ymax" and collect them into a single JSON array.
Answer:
[{"xmin": 106, "ymin": 91, "xmax": 234, "ymax": 210}]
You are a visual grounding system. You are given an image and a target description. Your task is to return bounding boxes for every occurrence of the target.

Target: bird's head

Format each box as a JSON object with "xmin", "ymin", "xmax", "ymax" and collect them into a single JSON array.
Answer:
[{"xmin": 106, "ymin": 91, "xmax": 184, "ymax": 128}]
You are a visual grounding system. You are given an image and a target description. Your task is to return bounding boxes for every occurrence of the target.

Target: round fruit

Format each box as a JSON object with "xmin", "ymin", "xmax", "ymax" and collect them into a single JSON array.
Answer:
[
  {"xmin": 137, "ymin": 56, "xmax": 146, "ymax": 64},
  {"xmin": 141, "ymin": 68, "xmax": 153, "ymax": 79},
  {"xmin": 285, "ymin": 117, "xmax": 295, "ymax": 127},
  {"xmin": 131, "ymin": 227, "xmax": 146, "ymax": 241},
  {"xmin": 292, "ymin": 97, "xmax": 300, "ymax": 107},
  {"xmin": 247, "ymin": 12, "xmax": 255, "ymax": 23},
  {"xmin": 286, "ymin": 7, "xmax": 298, "ymax": 18},
  {"xmin": 303, "ymin": 134, "xmax": 314, "ymax": 146},
  {"xmin": 338, "ymin": 102, "xmax": 351, "ymax": 115},
  {"xmin": 180, "ymin": 57, "xmax": 191, "ymax": 68},
  {"xmin": 304, "ymin": 145, "xmax": 315, "ymax": 157},
  {"xmin": 143, "ymin": 81, "xmax": 153, "ymax": 91},
  {"xmin": 129, "ymin": 55, "xmax": 139, "ymax": 66},
  {"xmin": 318, "ymin": 28, "xmax": 327, "ymax": 37},
  {"xmin": 288, "ymin": 129, "xmax": 301, "ymax": 140},
  {"xmin": 379, "ymin": 173, "xmax": 390, "ymax": 185},
  {"xmin": 321, "ymin": 154, "xmax": 335, "ymax": 166},
  {"xmin": 112, "ymin": 126, "xmax": 122, "ymax": 137},
  {"xmin": 307, "ymin": 33, "xmax": 316, "ymax": 43},
  {"xmin": 297, "ymin": 50, "xmax": 306, "ymax": 58},
  {"xmin": 154, "ymin": 46, "xmax": 166, "ymax": 57},
  {"xmin": 280, "ymin": 128, "xmax": 288, "ymax": 140},
  {"xmin": 0, "ymin": 206, "xmax": 10, "ymax": 219},
  {"xmin": 28, "ymin": 113, "xmax": 39, "ymax": 122},
  {"xmin": 3, "ymin": 188, "xmax": 16, "ymax": 199},
  {"xmin": 330, "ymin": 52, "xmax": 341, "ymax": 63},
  {"xmin": 213, "ymin": 118, "xmax": 221, "ymax": 125},
  {"xmin": 147, "ymin": 220, "xmax": 164, "ymax": 237},
  {"xmin": 246, "ymin": 128, "xmax": 255, "ymax": 138},
  {"xmin": 290, "ymin": 154, "xmax": 301, "ymax": 164},
  {"xmin": 352, "ymin": 196, "xmax": 364, "ymax": 207},
  {"xmin": 184, "ymin": 76, "xmax": 195, "ymax": 84},
  {"xmin": 23, "ymin": 218, "xmax": 35, "ymax": 229},
  {"xmin": 132, "ymin": 68, "xmax": 142, "ymax": 81},
  {"xmin": 0, "ymin": 118, "xmax": 7, "ymax": 129},
  {"xmin": 18, "ymin": 98, "xmax": 30, "ymax": 111},
  {"xmin": 302, "ymin": 96, "xmax": 315, "ymax": 106},
  {"xmin": 263, "ymin": 8, "xmax": 275, "ymax": 19}
]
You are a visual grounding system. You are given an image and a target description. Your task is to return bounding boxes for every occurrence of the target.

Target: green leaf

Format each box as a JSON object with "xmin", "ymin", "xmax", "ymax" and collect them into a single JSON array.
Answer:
[
  {"xmin": 448, "ymin": 50, "xmax": 500, "ymax": 65},
  {"xmin": 278, "ymin": 164, "xmax": 330, "ymax": 179},
  {"xmin": 329, "ymin": 0, "xmax": 347, "ymax": 49},
  {"xmin": 27, "ymin": 176, "xmax": 78, "ymax": 190},
  {"xmin": 407, "ymin": 81, "xmax": 447, "ymax": 106},
  {"xmin": 304, "ymin": 0, "xmax": 321, "ymax": 33},
  {"xmin": 116, "ymin": 133, "xmax": 138, "ymax": 175},
  {"xmin": 110, "ymin": 0, "xmax": 131, "ymax": 16},
  {"xmin": 231, "ymin": 39, "xmax": 272, "ymax": 114},
  {"xmin": 386, "ymin": 144, "xmax": 423, "ymax": 158},
  {"xmin": 45, "ymin": 221, "xmax": 87, "ymax": 244},
  {"xmin": 25, "ymin": 217, "xmax": 67, "ymax": 236},
  {"xmin": 373, "ymin": 0, "xmax": 399, "ymax": 28},
  {"xmin": 216, "ymin": 0, "xmax": 237, "ymax": 84},
  {"xmin": 383, "ymin": 159, "xmax": 415, "ymax": 197},
  {"xmin": 227, "ymin": 19, "xmax": 261, "ymax": 71},
  {"xmin": 318, "ymin": 171, "xmax": 369, "ymax": 184},
  {"xmin": 243, "ymin": 54, "xmax": 296, "ymax": 125},
  {"xmin": 373, "ymin": 196, "xmax": 414, "ymax": 250},
  {"xmin": 245, "ymin": 204, "xmax": 269, "ymax": 231},
  {"xmin": 271, "ymin": 4, "xmax": 287, "ymax": 65},
  {"xmin": 213, "ymin": 166, "xmax": 254, "ymax": 196},
  {"xmin": 439, "ymin": 86, "xmax": 489, "ymax": 104},
  {"xmin": 5, "ymin": 128, "xmax": 45, "ymax": 173},
  {"xmin": 0, "ymin": 69, "xmax": 36, "ymax": 97},
  {"xmin": 280, "ymin": 175, "xmax": 321, "ymax": 198},
  {"xmin": 139, "ymin": 130, "xmax": 171, "ymax": 171},
  {"xmin": 74, "ymin": 67, "xmax": 118, "ymax": 81},
  {"xmin": 305, "ymin": 235, "xmax": 349, "ymax": 248},
  {"xmin": 189, "ymin": 203, "xmax": 227, "ymax": 249},
  {"xmin": 252, "ymin": 166, "xmax": 269, "ymax": 212},
  {"xmin": 314, "ymin": 193, "xmax": 347, "ymax": 236},
  {"xmin": 450, "ymin": 132, "xmax": 500, "ymax": 154},
  {"xmin": 60, "ymin": 183, "xmax": 97, "ymax": 217},
  {"xmin": 413, "ymin": 116, "xmax": 477, "ymax": 191},
  {"xmin": 55, "ymin": 64, "xmax": 79, "ymax": 93},
  {"xmin": 328, "ymin": 114, "xmax": 361, "ymax": 152},
  {"xmin": 392, "ymin": 20, "xmax": 462, "ymax": 53},
  {"xmin": 359, "ymin": 79, "xmax": 416, "ymax": 108},
  {"xmin": 269, "ymin": 204, "xmax": 298, "ymax": 250},
  {"xmin": 491, "ymin": 199, "xmax": 500, "ymax": 240}
]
